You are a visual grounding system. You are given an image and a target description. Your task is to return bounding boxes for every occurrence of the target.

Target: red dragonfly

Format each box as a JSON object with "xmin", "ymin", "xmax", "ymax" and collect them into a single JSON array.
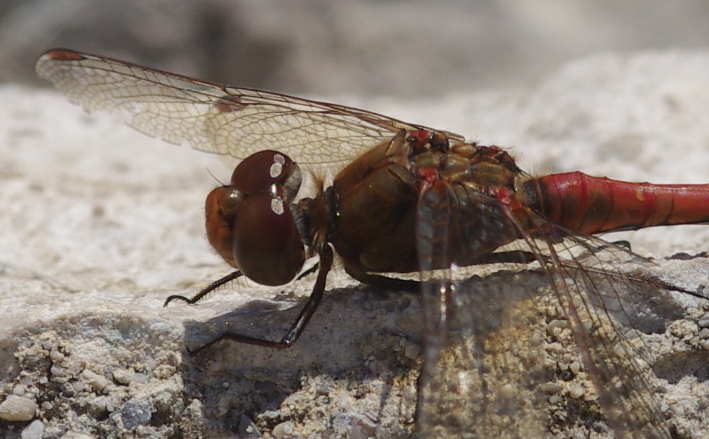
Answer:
[{"xmin": 36, "ymin": 48, "xmax": 709, "ymax": 438}]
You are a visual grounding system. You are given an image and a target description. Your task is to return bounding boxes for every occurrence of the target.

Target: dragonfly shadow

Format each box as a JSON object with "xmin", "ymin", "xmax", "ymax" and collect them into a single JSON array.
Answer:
[
  {"xmin": 578, "ymin": 270, "xmax": 688, "ymax": 336},
  {"xmin": 417, "ymin": 266, "xmax": 693, "ymax": 438},
  {"xmin": 654, "ymin": 349, "xmax": 709, "ymax": 384},
  {"xmin": 175, "ymin": 285, "xmax": 423, "ymax": 435},
  {"xmin": 172, "ymin": 267, "xmax": 693, "ymax": 436}
]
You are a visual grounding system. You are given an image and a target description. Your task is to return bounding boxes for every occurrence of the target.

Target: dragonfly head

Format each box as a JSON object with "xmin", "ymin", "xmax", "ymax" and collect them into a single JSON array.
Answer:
[{"xmin": 205, "ymin": 150, "xmax": 305, "ymax": 286}]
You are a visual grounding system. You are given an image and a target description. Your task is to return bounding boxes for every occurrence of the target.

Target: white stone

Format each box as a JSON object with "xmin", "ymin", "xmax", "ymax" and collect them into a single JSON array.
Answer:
[{"xmin": 0, "ymin": 395, "xmax": 38, "ymax": 421}]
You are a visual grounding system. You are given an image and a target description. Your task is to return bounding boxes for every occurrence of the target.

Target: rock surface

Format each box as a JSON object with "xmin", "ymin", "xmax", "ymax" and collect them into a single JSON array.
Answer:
[{"xmin": 1, "ymin": 50, "xmax": 709, "ymax": 437}]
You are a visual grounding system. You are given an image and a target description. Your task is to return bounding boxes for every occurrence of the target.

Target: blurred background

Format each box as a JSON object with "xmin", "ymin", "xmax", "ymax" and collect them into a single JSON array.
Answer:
[{"xmin": 3, "ymin": 0, "xmax": 709, "ymax": 97}]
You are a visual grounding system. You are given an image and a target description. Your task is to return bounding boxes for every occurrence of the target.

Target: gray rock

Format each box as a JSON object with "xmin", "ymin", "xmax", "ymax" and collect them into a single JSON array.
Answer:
[{"xmin": 1, "ymin": 50, "xmax": 709, "ymax": 437}]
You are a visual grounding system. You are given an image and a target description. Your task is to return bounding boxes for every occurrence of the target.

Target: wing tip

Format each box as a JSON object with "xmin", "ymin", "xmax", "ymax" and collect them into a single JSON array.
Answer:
[
  {"xmin": 36, "ymin": 48, "xmax": 87, "ymax": 80},
  {"xmin": 38, "ymin": 48, "xmax": 84, "ymax": 62}
]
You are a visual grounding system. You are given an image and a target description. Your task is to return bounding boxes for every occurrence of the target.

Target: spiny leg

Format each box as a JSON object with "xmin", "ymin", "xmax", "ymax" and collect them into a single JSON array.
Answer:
[
  {"xmin": 188, "ymin": 245, "xmax": 334, "ymax": 354},
  {"xmin": 164, "ymin": 270, "xmax": 244, "ymax": 306}
]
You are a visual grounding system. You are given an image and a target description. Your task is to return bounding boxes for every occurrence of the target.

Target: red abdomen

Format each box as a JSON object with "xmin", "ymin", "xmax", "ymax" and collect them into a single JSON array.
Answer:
[{"xmin": 522, "ymin": 171, "xmax": 709, "ymax": 234}]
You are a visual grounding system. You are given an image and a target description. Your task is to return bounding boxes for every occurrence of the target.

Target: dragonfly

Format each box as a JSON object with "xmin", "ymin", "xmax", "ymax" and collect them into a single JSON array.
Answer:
[{"xmin": 36, "ymin": 48, "xmax": 709, "ymax": 438}]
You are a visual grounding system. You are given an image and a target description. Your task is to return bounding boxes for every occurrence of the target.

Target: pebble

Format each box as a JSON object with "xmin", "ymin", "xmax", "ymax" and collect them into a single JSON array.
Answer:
[
  {"xmin": 59, "ymin": 432, "xmax": 93, "ymax": 439},
  {"xmin": 669, "ymin": 320, "xmax": 698, "ymax": 339},
  {"xmin": 13, "ymin": 385, "xmax": 27, "ymax": 396},
  {"xmin": 50, "ymin": 365, "xmax": 65, "ymax": 377},
  {"xmin": 21, "ymin": 419, "xmax": 44, "ymax": 439},
  {"xmin": 81, "ymin": 370, "xmax": 108, "ymax": 392},
  {"xmin": 499, "ymin": 383, "xmax": 517, "ymax": 399},
  {"xmin": 403, "ymin": 342, "xmax": 421, "ymax": 360},
  {"xmin": 272, "ymin": 421, "xmax": 294, "ymax": 439},
  {"xmin": 0, "ymin": 395, "xmax": 38, "ymax": 421},
  {"xmin": 71, "ymin": 380, "xmax": 85, "ymax": 393},
  {"xmin": 569, "ymin": 361, "xmax": 581, "ymax": 375},
  {"xmin": 568, "ymin": 385, "xmax": 586, "ymax": 399},
  {"xmin": 697, "ymin": 318, "xmax": 709, "ymax": 328},
  {"xmin": 114, "ymin": 400, "xmax": 152, "ymax": 430},
  {"xmin": 112, "ymin": 368, "xmax": 133, "ymax": 385},
  {"xmin": 337, "ymin": 393, "xmax": 350, "ymax": 409},
  {"xmin": 49, "ymin": 349, "xmax": 64, "ymax": 363}
]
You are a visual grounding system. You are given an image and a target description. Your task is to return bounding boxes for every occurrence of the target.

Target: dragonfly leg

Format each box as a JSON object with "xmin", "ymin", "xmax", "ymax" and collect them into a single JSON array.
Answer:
[
  {"xmin": 295, "ymin": 263, "xmax": 319, "ymax": 281},
  {"xmin": 163, "ymin": 271, "xmax": 243, "ymax": 306},
  {"xmin": 188, "ymin": 245, "xmax": 334, "ymax": 355}
]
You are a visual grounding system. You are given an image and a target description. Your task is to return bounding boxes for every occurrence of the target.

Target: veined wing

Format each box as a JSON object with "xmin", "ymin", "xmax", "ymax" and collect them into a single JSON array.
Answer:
[
  {"xmin": 35, "ymin": 49, "xmax": 465, "ymax": 168},
  {"xmin": 512, "ymin": 212, "xmax": 677, "ymax": 439},
  {"xmin": 415, "ymin": 180, "xmax": 553, "ymax": 438},
  {"xmin": 416, "ymin": 180, "xmax": 679, "ymax": 438}
]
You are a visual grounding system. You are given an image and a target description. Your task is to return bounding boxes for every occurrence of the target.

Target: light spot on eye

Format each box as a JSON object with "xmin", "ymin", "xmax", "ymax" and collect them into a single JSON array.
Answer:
[
  {"xmin": 270, "ymin": 154, "xmax": 285, "ymax": 178},
  {"xmin": 271, "ymin": 197, "xmax": 285, "ymax": 215}
]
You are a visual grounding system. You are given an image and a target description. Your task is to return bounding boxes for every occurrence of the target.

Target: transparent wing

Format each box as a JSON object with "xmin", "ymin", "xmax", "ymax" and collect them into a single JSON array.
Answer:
[
  {"xmin": 36, "ymin": 49, "xmax": 464, "ymax": 168},
  {"xmin": 416, "ymin": 181, "xmax": 679, "ymax": 438},
  {"xmin": 416, "ymin": 183, "xmax": 553, "ymax": 437},
  {"xmin": 516, "ymin": 212, "xmax": 677, "ymax": 439}
]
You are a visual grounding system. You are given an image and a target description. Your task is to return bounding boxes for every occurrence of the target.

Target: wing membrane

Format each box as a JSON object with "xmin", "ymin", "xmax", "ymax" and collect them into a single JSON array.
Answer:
[
  {"xmin": 417, "ymin": 179, "xmax": 678, "ymax": 438},
  {"xmin": 416, "ymin": 184, "xmax": 551, "ymax": 437},
  {"xmin": 35, "ymin": 49, "xmax": 464, "ymax": 167}
]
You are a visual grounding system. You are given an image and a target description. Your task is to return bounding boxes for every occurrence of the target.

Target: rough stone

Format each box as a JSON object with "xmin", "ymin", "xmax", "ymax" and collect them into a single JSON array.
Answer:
[{"xmin": 2, "ymin": 50, "xmax": 709, "ymax": 437}]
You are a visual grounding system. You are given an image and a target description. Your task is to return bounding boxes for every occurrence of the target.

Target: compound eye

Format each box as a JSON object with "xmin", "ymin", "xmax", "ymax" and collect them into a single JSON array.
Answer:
[
  {"xmin": 232, "ymin": 193, "xmax": 305, "ymax": 286},
  {"xmin": 230, "ymin": 150, "xmax": 298, "ymax": 196}
]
